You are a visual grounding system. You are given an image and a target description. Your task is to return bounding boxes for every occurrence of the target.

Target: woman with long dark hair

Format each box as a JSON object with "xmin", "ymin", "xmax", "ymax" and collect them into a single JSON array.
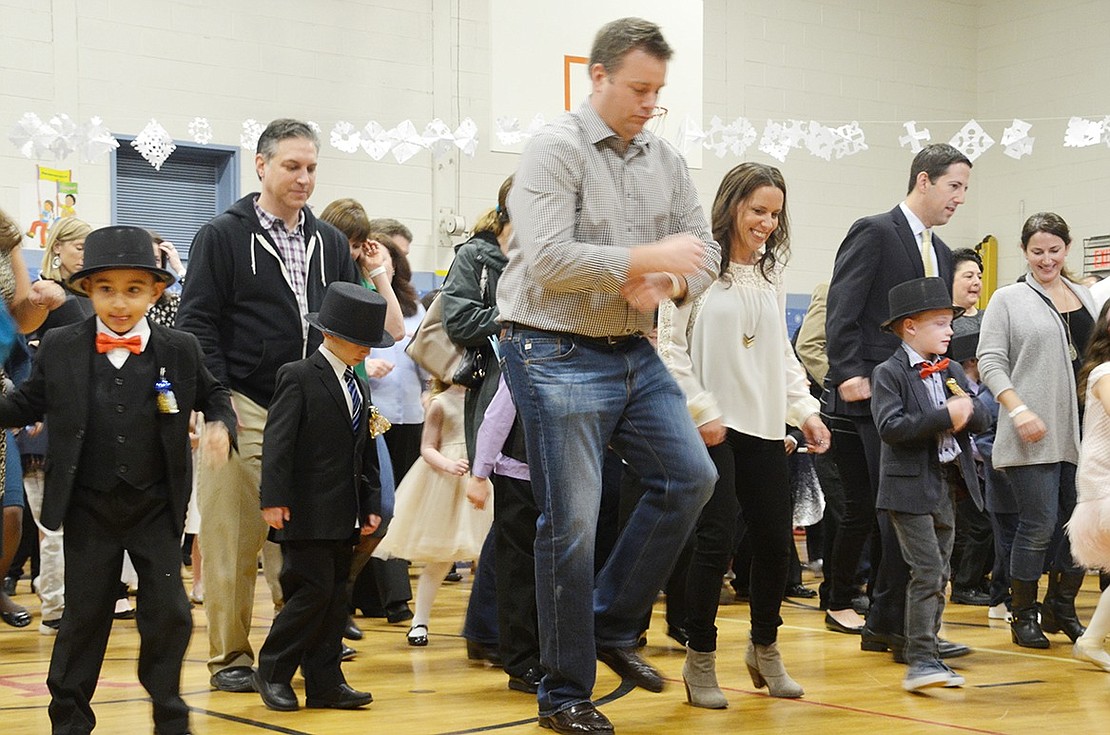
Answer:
[{"xmin": 658, "ymin": 162, "xmax": 830, "ymax": 707}]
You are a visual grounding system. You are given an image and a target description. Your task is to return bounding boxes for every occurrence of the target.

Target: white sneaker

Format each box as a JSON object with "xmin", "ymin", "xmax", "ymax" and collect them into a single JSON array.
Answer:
[
  {"xmin": 988, "ymin": 603, "xmax": 1012, "ymax": 622},
  {"xmin": 39, "ymin": 618, "xmax": 61, "ymax": 636}
]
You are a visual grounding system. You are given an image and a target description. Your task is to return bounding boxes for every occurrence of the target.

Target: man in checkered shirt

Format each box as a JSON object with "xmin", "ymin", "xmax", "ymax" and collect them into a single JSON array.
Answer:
[{"xmin": 497, "ymin": 17, "xmax": 720, "ymax": 735}]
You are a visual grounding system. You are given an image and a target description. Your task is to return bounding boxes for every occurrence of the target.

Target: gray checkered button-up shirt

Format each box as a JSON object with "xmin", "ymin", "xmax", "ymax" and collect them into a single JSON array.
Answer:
[{"xmin": 498, "ymin": 101, "xmax": 720, "ymax": 338}]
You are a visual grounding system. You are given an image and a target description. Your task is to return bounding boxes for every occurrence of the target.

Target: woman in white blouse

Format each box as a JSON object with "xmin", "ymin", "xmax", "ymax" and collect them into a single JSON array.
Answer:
[{"xmin": 658, "ymin": 163, "xmax": 830, "ymax": 708}]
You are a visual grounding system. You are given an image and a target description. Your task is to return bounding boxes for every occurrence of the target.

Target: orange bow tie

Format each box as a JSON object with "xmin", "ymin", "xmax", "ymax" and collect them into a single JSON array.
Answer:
[
  {"xmin": 96, "ymin": 333, "xmax": 143, "ymax": 355},
  {"xmin": 918, "ymin": 357, "xmax": 950, "ymax": 379}
]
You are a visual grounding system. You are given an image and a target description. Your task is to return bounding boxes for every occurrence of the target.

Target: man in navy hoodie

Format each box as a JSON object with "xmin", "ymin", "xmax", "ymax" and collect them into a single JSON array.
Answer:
[{"xmin": 177, "ymin": 118, "xmax": 358, "ymax": 693}]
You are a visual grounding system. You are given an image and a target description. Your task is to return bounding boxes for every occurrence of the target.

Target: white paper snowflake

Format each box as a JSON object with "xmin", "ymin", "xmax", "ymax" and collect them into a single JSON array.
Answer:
[
  {"xmin": 388, "ymin": 120, "xmax": 427, "ymax": 163},
  {"xmin": 240, "ymin": 119, "xmax": 263, "ymax": 152},
  {"xmin": 948, "ymin": 119, "xmax": 993, "ymax": 162},
  {"xmin": 525, "ymin": 114, "xmax": 546, "ymax": 138},
  {"xmin": 758, "ymin": 121, "xmax": 791, "ymax": 163},
  {"xmin": 833, "ymin": 122, "xmax": 868, "ymax": 158},
  {"xmin": 187, "ymin": 117, "xmax": 213, "ymax": 145},
  {"xmin": 723, "ymin": 117, "xmax": 757, "ymax": 157},
  {"xmin": 360, "ymin": 121, "xmax": 392, "ymax": 160},
  {"xmin": 78, "ymin": 116, "xmax": 119, "ymax": 163},
  {"xmin": 703, "ymin": 116, "xmax": 730, "ymax": 158},
  {"xmin": 131, "ymin": 119, "xmax": 176, "ymax": 171},
  {"xmin": 1000, "ymin": 119, "xmax": 1032, "ymax": 147},
  {"xmin": 1002, "ymin": 136, "xmax": 1035, "ymax": 160},
  {"xmin": 804, "ymin": 122, "xmax": 840, "ymax": 161},
  {"xmin": 676, "ymin": 117, "xmax": 706, "ymax": 156},
  {"xmin": 1063, "ymin": 116, "xmax": 1102, "ymax": 148},
  {"xmin": 453, "ymin": 118, "xmax": 479, "ymax": 158},
  {"xmin": 494, "ymin": 117, "xmax": 525, "ymax": 146},
  {"xmin": 8, "ymin": 112, "xmax": 59, "ymax": 159},
  {"xmin": 328, "ymin": 121, "xmax": 360, "ymax": 154},
  {"xmin": 782, "ymin": 119, "xmax": 808, "ymax": 149},
  {"xmin": 45, "ymin": 113, "xmax": 78, "ymax": 160},
  {"xmin": 898, "ymin": 121, "xmax": 931, "ymax": 152},
  {"xmin": 306, "ymin": 120, "xmax": 322, "ymax": 135},
  {"xmin": 422, "ymin": 118, "xmax": 456, "ymax": 159}
]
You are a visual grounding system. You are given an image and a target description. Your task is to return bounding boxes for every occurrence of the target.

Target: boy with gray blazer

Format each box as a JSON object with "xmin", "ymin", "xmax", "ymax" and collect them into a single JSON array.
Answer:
[{"xmin": 870, "ymin": 278, "xmax": 989, "ymax": 692}]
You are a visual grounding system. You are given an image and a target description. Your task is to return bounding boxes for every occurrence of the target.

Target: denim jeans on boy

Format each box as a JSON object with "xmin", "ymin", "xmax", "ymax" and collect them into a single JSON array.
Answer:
[
  {"xmin": 500, "ymin": 329, "xmax": 716, "ymax": 716},
  {"xmin": 1005, "ymin": 462, "xmax": 1080, "ymax": 582}
]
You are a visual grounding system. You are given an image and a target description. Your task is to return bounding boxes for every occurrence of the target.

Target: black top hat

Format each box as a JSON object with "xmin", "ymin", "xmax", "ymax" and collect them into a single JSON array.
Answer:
[
  {"xmin": 68, "ymin": 225, "xmax": 176, "ymax": 295},
  {"xmin": 880, "ymin": 276, "xmax": 964, "ymax": 332},
  {"xmin": 305, "ymin": 282, "xmax": 395, "ymax": 349},
  {"xmin": 947, "ymin": 331, "xmax": 979, "ymax": 363}
]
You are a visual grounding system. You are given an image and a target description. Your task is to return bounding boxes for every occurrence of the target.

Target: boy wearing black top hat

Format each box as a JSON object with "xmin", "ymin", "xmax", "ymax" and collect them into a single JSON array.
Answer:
[
  {"xmin": 254, "ymin": 282, "xmax": 392, "ymax": 712},
  {"xmin": 0, "ymin": 225, "xmax": 237, "ymax": 734},
  {"xmin": 870, "ymin": 276, "xmax": 989, "ymax": 692}
]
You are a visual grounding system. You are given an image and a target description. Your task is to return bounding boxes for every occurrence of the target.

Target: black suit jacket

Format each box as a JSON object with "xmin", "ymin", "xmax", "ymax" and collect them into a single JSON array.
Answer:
[
  {"xmin": 870, "ymin": 350, "xmax": 988, "ymax": 514},
  {"xmin": 0, "ymin": 318, "xmax": 237, "ymax": 535},
  {"xmin": 825, "ymin": 205, "xmax": 955, "ymax": 416},
  {"xmin": 260, "ymin": 350, "xmax": 380, "ymax": 542}
]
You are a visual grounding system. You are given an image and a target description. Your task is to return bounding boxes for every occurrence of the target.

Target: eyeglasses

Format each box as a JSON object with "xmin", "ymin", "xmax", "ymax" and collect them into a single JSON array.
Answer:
[{"xmin": 647, "ymin": 107, "xmax": 668, "ymax": 134}]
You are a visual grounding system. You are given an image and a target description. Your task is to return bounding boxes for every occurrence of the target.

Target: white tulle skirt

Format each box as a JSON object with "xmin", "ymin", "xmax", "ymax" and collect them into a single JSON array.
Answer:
[{"xmin": 1067, "ymin": 495, "xmax": 1110, "ymax": 570}]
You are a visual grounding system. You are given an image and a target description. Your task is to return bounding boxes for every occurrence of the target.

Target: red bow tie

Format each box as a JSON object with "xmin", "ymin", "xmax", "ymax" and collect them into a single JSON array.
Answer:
[
  {"xmin": 918, "ymin": 357, "xmax": 950, "ymax": 379},
  {"xmin": 96, "ymin": 333, "xmax": 143, "ymax": 355}
]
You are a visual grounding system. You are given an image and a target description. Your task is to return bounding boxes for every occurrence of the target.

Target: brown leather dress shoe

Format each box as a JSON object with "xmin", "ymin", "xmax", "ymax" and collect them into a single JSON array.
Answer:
[
  {"xmin": 597, "ymin": 646, "xmax": 664, "ymax": 692},
  {"xmin": 538, "ymin": 702, "xmax": 614, "ymax": 734}
]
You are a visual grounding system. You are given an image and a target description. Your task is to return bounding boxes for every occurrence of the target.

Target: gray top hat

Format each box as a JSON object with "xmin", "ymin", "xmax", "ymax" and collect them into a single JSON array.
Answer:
[
  {"xmin": 305, "ymin": 282, "xmax": 395, "ymax": 348},
  {"xmin": 68, "ymin": 225, "xmax": 176, "ymax": 295},
  {"xmin": 880, "ymin": 276, "xmax": 964, "ymax": 332}
]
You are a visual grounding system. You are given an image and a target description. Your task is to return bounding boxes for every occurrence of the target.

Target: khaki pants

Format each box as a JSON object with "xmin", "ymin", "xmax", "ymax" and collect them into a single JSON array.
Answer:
[{"xmin": 199, "ymin": 391, "xmax": 283, "ymax": 674}]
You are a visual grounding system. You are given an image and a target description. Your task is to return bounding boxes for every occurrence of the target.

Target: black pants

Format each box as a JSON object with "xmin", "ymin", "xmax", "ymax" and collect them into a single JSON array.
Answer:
[
  {"xmin": 492, "ymin": 472, "xmax": 541, "ymax": 676},
  {"xmin": 686, "ymin": 430, "xmax": 792, "ymax": 650},
  {"xmin": 951, "ymin": 493, "xmax": 994, "ymax": 591},
  {"xmin": 826, "ymin": 417, "xmax": 880, "ymax": 611},
  {"xmin": 853, "ymin": 416, "xmax": 909, "ymax": 636},
  {"xmin": 260, "ymin": 539, "xmax": 352, "ymax": 695},
  {"xmin": 383, "ymin": 423, "xmax": 423, "ymax": 485},
  {"xmin": 50, "ymin": 484, "xmax": 192, "ymax": 735}
]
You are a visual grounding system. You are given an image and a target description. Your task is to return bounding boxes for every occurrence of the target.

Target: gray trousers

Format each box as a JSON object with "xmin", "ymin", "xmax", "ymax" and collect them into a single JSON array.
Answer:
[{"xmin": 888, "ymin": 482, "xmax": 956, "ymax": 664}]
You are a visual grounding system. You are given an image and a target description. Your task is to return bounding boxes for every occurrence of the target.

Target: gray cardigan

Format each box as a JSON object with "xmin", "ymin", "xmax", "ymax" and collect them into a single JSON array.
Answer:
[{"xmin": 977, "ymin": 277, "xmax": 1095, "ymax": 469}]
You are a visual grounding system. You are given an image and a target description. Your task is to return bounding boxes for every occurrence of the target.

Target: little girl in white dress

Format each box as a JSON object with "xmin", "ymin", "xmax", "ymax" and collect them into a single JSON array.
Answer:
[
  {"xmin": 373, "ymin": 381, "xmax": 492, "ymax": 645},
  {"xmin": 1067, "ymin": 305, "xmax": 1110, "ymax": 671}
]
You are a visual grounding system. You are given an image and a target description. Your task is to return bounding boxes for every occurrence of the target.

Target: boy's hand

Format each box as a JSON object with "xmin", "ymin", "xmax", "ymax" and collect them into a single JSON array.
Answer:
[
  {"xmin": 946, "ymin": 396, "xmax": 974, "ymax": 432},
  {"xmin": 361, "ymin": 514, "xmax": 382, "ymax": 535},
  {"xmin": 466, "ymin": 476, "xmax": 491, "ymax": 510},
  {"xmin": 262, "ymin": 506, "xmax": 290, "ymax": 530},
  {"xmin": 201, "ymin": 421, "xmax": 231, "ymax": 468}
]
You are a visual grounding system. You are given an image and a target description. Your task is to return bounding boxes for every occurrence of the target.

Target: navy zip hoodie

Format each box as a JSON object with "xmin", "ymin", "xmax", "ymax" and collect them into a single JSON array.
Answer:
[{"xmin": 176, "ymin": 193, "xmax": 358, "ymax": 408}]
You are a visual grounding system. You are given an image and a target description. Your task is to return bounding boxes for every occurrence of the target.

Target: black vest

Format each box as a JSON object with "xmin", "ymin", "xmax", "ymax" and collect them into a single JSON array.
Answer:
[{"xmin": 78, "ymin": 349, "xmax": 166, "ymax": 491}]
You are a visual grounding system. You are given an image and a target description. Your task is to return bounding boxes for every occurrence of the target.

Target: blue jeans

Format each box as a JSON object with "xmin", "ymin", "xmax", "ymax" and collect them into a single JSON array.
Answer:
[
  {"xmin": 1005, "ymin": 462, "xmax": 1079, "ymax": 582},
  {"xmin": 500, "ymin": 328, "xmax": 716, "ymax": 715}
]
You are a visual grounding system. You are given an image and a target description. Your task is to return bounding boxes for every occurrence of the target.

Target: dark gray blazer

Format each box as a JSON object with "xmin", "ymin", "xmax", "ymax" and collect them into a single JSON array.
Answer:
[{"xmin": 870, "ymin": 348, "xmax": 988, "ymax": 514}]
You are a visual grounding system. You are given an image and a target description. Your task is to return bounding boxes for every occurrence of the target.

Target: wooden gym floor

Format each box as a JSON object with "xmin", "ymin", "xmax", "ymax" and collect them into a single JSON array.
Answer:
[{"xmin": 2, "ymin": 561, "xmax": 1109, "ymax": 734}]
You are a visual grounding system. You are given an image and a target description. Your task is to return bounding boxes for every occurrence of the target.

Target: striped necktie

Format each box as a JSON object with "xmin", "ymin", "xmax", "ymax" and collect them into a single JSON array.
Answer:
[
  {"xmin": 921, "ymin": 229, "xmax": 934, "ymax": 277},
  {"xmin": 343, "ymin": 367, "xmax": 361, "ymax": 433}
]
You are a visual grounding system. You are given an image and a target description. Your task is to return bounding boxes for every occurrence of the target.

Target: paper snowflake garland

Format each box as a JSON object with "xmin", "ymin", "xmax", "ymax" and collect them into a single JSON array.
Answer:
[
  {"xmin": 758, "ymin": 121, "xmax": 792, "ymax": 162},
  {"xmin": 421, "ymin": 118, "xmax": 456, "ymax": 159},
  {"xmin": 1063, "ymin": 116, "xmax": 1102, "ymax": 147},
  {"xmin": 723, "ymin": 117, "xmax": 757, "ymax": 157},
  {"xmin": 832, "ymin": 122, "xmax": 868, "ymax": 159},
  {"xmin": 131, "ymin": 119, "xmax": 176, "ymax": 171},
  {"xmin": 8, "ymin": 112, "xmax": 58, "ymax": 159},
  {"xmin": 898, "ymin": 121, "xmax": 931, "ymax": 152},
  {"xmin": 453, "ymin": 118, "xmax": 478, "ymax": 158},
  {"xmin": 360, "ymin": 121, "xmax": 392, "ymax": 160},
  {"xmin": 240, "ymin": 119, "xmax": 263, "ymax": 152},
  {"xmin": 949, "ymin": 119, "xmax": 993, "ymax": 162},
  {"xmin": 804, "ymin": 121, "xmax": 840, "ymax": 161},
  {"xmin": 388, "ymin": 120, "xmax": 427, "ymax": 163},
  {"xmin": 78, "ymin": 116, "xmax": 119, "ymax": 163},
  {"xmin": 188, "ymin": 117, "xmax": 213, "ymax": 145},
  {"xmin": 1000, "ymin": 119, "xmax": 1034, "ymax": 160},
  {"xmin": 329, "ymin": 121, "xmax": 360, "ymax": 154}
]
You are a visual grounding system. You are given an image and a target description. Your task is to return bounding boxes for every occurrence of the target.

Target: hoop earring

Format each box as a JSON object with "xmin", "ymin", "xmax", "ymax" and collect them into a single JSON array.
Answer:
[{"xmin": 51, "ymin": 254, "xmax": 61, "ymax": 268}]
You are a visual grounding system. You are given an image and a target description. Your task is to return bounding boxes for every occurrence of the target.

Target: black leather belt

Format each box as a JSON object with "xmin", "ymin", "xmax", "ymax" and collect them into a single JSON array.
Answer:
[{"xmin": 500, "ymin": 322, "xmax": 644, "ymax": 348}]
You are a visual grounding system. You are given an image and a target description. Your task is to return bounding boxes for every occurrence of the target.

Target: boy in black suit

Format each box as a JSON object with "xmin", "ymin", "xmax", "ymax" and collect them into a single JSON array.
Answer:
[
  {"xmin": 870, "ymin": 277, "xmax": 989, "ymax": 692},
  {"xmin": 254, "ymin": 282, "xmax": 392, "ymax": 712},
  {"xmin": 0, "ymin": 225, "xmax": 236, "ymax": 735}
]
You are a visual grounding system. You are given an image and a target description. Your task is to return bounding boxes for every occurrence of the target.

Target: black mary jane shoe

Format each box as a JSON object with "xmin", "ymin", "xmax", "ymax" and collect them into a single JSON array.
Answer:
[
  {"xmin": 1, "ymin": 608, "xmax": 32, "ymax": 628},
  {"xmin": 407, "ymin": 624, "xmax": 429, "ymax": 647}
]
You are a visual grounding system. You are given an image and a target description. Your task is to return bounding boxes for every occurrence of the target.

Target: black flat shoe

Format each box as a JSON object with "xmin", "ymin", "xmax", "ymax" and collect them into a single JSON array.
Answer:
[
  {"xmin": 539, "ymin": 702, "xmax": 614, "ymax": 734},
  {"xmin": 343, "ymin": 616, "xmax": 364, "ymax": 640},
  {"xmin": 340, "ymin": 644, "xmax": 357, "ymax": 662},
  {"xmin": 507, "ymin": 666, "xmax": 543, "ymax": 694},
  {"xmin": 306, "ymin": 682, "xmax": 372, "ymax": 709},
  {"xmin": 824, "ymin": 612, "xmax": 863, "ymax": 634},
  {"xmin": 466, "ymin": 638, "xmax": 503, "ymax": 666},
  {"xmin": 597, "ymin": 646, "xmax": 664, "ymax": 692},
  {"xmin": 0, "ymin": 609, "xmax": 31, "ymax": 628},
  {"xmin": 210, "ymin": 666, "xmax": 257, "ymax": 693},
  {"xmin": 252, "ymin": 673, "xmax": 298, "ymax": 711},
  {"xmin": 666, "ymin": 624, "xmax": 689, "ymax": 647},
  {"xmin": 386, "ymin": 603, "xmax": 414, "ymax": 624},
  {"xmin": 407, "ymin": 624, "xmax": 428, "ymax": 646},
  {"xmin": 785, "ymin": 584, "xmax": 818, "ymax": 599}
]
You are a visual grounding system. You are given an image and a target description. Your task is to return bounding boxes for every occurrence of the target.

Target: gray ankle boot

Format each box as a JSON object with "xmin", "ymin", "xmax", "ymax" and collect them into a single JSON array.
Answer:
[
  {"xmin": 682, "ymin": 645, "xmax": 728, "ymax": 709},
  {"xmin": 745, "ymin": 639, "xmax": 804, "ymax": 698}
]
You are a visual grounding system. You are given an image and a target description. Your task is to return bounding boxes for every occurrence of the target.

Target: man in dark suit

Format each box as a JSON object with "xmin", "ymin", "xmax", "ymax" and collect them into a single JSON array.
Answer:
[
  {"xmin": 254, "ymin": 283, "xmax": 392, "ymax": 712},
  {"xmin": 870, "ymin": 277, "xmax": 989, "ymax": 689},
  {"xmin": 0, "ymin": 225, "xmax": 237, "ymax": 735},
  {"xmin": 824, "ymin": 144, "xmax": 972, "ymax": 656}
]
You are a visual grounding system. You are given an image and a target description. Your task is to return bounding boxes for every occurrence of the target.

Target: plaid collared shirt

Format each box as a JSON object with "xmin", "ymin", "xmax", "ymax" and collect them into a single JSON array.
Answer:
[
  {"xmin": 498, "ymin": 101, "xmax": 719, "ymax": 338},
  {"xmin": 254, "ymin": 198, "xmax": 309, "ymax": 320}
]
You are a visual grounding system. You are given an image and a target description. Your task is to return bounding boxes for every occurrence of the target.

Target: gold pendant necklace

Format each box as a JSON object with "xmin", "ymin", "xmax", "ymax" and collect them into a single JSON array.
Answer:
[
  {"xmin": 743, "ymin": 333, "xmax": 755, "ymax": 348},
  {"xmin": 1065, "ymin": 309, "xmax": 1078, "ymax": 361}
]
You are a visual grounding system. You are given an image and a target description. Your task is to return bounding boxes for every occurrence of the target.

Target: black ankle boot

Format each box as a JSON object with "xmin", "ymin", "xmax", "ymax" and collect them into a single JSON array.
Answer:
[
  {"xmin": 1010, "ymin": 578, "xmax": 1049, "ymax": 649},
  {"xmin": 1041, "ymin": 570, "xmax": 1087, "ymax": 642}
]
